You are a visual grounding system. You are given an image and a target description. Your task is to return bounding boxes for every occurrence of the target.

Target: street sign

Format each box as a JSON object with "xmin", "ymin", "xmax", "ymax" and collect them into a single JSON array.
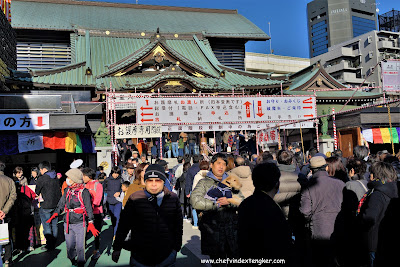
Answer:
[
  {"xmin": 136, "ymin": 96, "xmax": 316, "ymax": 125},
  {"xmin": 382, "ymin": 60, "xmax": 400, "ymax": 91},
  {"xmin": 115, "ymin": 124, "xmax": 162, "ymax": 139},
  {"xmin": 0, "ymin": 114, "xmax": 49, "ymax": 130}
]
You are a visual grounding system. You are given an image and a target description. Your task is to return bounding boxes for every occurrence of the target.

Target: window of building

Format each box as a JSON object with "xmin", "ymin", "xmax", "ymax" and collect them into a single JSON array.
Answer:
[{"xmin": 352, "ymin": 16, "xmax": 376, "ymax": 37}]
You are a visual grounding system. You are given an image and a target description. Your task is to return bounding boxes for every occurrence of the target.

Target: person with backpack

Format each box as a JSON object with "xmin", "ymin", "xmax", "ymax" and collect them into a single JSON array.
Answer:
[
  {"xmin": 46, "ymin": 168, "xmax": 99, "ymax": 267},
  {"xmin": 82, "ymin": 167, "xmax": 104, "ymax": 260},
  {"xmin": 12, "ymin": 167, "xmax": 36, "ymax": 252}
]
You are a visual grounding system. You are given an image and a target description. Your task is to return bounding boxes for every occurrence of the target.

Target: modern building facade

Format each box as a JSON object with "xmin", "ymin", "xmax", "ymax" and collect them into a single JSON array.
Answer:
[
  {"xmin": 245, "ymin": 53, "xmax": 310, "ymax": 76},
  {"xmin": 379, "ymin": 9, "xmax": 400, "ymax": 32},
  {"xmin": 311, "ymin": 30, "xmax": 400, "ymax": 91},
  {"xmin": 307, "ymin": 0, "xmax": 377, "ymax": 57}
]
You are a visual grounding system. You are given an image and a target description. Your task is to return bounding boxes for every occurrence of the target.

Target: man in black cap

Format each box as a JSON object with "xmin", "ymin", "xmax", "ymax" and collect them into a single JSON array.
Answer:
[{"xmin": 112, "ymin": 164, "xmax": 183, "ymax": 266}]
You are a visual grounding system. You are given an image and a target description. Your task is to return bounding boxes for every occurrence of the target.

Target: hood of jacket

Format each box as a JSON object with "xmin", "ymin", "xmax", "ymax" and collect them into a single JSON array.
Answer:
[
  {"xmin": 206, "ymin": 171, "xmax": 228, "ymax": 182},
  {"xmin": 278, "ymin": 164, "xmax": 296, "ymax": 173},
  {"xmin": 46, "ymin": 170, "xmax": 57, "ymax": 179},
  {"xmin": 229, "ymin": 166, "xmax": 251, "ymax": 179},
  {"xmin": 371, "ymin": 180, "xmax": 398, "ymax": 199},
  {"xmin": 196, "ymin": 170, "xmax": 208, "ymax": 178}
]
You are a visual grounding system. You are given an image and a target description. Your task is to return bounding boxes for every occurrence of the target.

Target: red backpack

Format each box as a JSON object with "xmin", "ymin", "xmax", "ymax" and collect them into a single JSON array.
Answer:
[{"xmin": 64, "ymin": 186, "xmax": 87, "ymax": 233}]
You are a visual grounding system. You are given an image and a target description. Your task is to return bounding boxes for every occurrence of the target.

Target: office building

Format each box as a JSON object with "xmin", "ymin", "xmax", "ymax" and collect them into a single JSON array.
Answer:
[
  {"xmin": 308, "ymin": 0, "xmax": 377, "ymax": 57},
  {"xmin": 311, "ymin": 30, "xmax": 400, "ymax": 91}
]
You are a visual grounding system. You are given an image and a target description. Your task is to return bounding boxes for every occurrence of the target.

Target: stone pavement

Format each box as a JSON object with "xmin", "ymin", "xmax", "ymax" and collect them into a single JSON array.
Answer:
[{"xmin": 11, "ymin": 219, "xmax": 210, "ymax": 267}]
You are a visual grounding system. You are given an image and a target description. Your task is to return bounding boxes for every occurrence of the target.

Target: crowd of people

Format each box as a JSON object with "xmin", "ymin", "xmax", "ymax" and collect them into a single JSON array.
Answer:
[{"xmin": 0, "ymin": 143, "xmax": 400, "ymax": 267}]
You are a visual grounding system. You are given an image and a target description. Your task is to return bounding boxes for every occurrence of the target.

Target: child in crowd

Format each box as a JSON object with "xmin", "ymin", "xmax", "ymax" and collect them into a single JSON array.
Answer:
[
  {"xmin": 46, "ymin": 168, "xmax": 99, "ymax": 267},
  {"xmin": 115, "ymin": 181, "xmax": 130, "ymax": 209}
]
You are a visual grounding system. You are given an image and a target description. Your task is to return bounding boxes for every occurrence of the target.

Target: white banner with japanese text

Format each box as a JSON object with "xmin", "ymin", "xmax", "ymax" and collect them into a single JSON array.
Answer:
[
  {"xmin": 162, "ymin": 121, "xmax": 313, "ymax": 132},
  {"xmin": 257, "ymin": 129, "xmax": 279, "ymax": 144},
  {"xmin": 108, "ymin": 93, "xmax": 140, "ymax": 110},
  {"xmin": 382, "ymin": 60, "xmax": 400, "ymax": 91},
  {"xmin": 115, "ymin": 124, "xmax": 162, "ymax": 139},
  {"xmin": 0, "ymin": 114, "xmax": 49, "ymax": 130},
  {"xmin": 136, "ymin": 96, "xmax": 316, "ymax": 124}
]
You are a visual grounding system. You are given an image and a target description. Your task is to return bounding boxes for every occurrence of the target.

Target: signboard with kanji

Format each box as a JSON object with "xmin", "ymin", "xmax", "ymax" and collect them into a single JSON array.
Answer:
[
  {"xmin": 162, "ymin": 121, "xmax": 314, "ymax": 132},
  {"xmin": 136, "ymin": 96, "xmax": 316, "ymax": 125},
  {"xmin": 115, "ymin": 124, "xmax": 162, "ymax": 139},
  {"xmin": 382, "ymin": 60, "xmax": 400, "ymax": 91},
  {"xmin": 257, "ymin": 129, "xmax": 279, "ymax": 144},
  {"xmin": 108, "ymin": 93, "xmax": 140, "ymax": 110},
  {"xmin": 0, "ymin": 114, "xmax": 49, "ymax": 130}
]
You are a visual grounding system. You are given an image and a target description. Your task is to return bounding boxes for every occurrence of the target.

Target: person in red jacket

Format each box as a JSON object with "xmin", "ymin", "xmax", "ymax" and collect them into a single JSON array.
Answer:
[
  {"xmin": 47, "ymin": 168, "xmax": 99, "ymax": 267},
  {"xmin": 82, "ymin": 167, "xmax": 104, "ymax": 260}
]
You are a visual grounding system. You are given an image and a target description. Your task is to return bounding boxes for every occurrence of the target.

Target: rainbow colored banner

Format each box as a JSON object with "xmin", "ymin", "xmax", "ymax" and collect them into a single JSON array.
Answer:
[{"xmin": 363, "ymin": 128, "xmax": 400, "ymax": 144}]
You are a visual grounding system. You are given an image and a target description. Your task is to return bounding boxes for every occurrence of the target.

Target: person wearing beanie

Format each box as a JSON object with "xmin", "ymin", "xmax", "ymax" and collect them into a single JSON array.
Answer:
[
  {"xmin": 299, "ymin": 156, "xmax": 345, "ymax": 267},
  {"xmin": 112, "ymin": 164, "xmax": 183, "ymax": 266},
  {"xmin": 46, "ymin": 168, "xmax": 99, "ymax": 267}
]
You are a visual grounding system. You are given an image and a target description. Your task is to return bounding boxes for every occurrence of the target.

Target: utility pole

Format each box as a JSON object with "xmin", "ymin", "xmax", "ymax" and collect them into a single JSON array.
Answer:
[{"xmin": 268, "ymin": 22, "xmax": 273, "ymax": 54}]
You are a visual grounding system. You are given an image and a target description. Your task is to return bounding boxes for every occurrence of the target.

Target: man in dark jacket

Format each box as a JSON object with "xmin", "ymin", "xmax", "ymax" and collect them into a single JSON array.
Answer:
[
  {"xmin": 112, "ymin": 164, "xmax": 183, "ymax": 266},
  {"xmin": 359, "ymin": 162, "xmax": 398, "ymax": 267},
  {"xmin": 191, "ymin": 153, "xmax": 244, "ymax": 265},
  {"xmin": 300, "ymin": 156, "xmax": 345, "ymax": 267},
  {"xmin": 238, "ymin": 162, "xmax": 293, "ymax": 265},
  {"xmin": 0, "ymin": 161, "xmax": 17, "ymax": 266},
  {"xmin": 36, "ymin": 161, "xmax": 61, "ymax": 250}
]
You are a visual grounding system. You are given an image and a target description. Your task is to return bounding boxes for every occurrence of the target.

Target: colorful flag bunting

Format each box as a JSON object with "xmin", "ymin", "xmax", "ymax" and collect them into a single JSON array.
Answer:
[
  {"xmin": 372, "ymin": 128, "xmax": 383, "ymax": 144},
  {"xmin": 65, "ymin": 132, "xmax": 77, "ymax": 153},
  {"xmin": 380, "ymin": 128, "xmax": 391, "ymax": 143}
]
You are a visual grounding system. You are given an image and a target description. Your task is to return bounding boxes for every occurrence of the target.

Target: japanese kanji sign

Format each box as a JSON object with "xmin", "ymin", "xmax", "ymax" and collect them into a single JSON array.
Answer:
[
  {"xmin": 257, "ymin": 129, "xmax": 279, "ymax": 144},
  {"xmin": 382, "ymin": 60, "xmax": 400, "ymax": 91},
  {"xmin": 0, "ymin": 114, "xmax": 49, "ymax": 130},
  {"xmin": 136, "ymin": 96, "xmax": 316, "ymax": 125},
  {"xmin": 115, "ymin": 124, "xmax": 162, "ymax": 139},
  {"xmin": 108, "ymin": 93, "xmax": 140, "ymax": 110},
  {"xmin": 162, "ymin": 121, "xmax": 314, "ymax": 132}
]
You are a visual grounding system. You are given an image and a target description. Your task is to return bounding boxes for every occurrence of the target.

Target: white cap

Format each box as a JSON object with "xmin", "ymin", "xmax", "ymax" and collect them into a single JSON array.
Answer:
[{"xmin": 70, "ymin": 159, "xmax": 83, "ymax": 169}]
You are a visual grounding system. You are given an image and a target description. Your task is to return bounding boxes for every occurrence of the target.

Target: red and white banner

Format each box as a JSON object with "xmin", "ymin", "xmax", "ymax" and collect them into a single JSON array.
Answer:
[
  {"xmin": 382, "ymin": 60, "xmax": 400, "ymax": 91},
  {"xmin": 1, "ymin": 0, "xmax": 11, "ymax": 22},
  {"xmin": 257, "ymin": 129, "xmax": 279, "ymax": 144},
  {"xmin": 136, "ymin": 96, "xmax": 316, "ymax": 124}
]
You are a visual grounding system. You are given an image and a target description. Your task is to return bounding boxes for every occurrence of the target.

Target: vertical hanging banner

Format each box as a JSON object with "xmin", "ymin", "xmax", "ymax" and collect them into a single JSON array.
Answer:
[
  {"xmin": 136, "ymin": 96, "xmax": 316, "ymax": 125},
  {"xmin": 257, "ymin": 128, "xmax": 279, "ymax": 145},
  {"xmin": 382, "ymin": 60, "xmax": 400, "ymax": 91}
]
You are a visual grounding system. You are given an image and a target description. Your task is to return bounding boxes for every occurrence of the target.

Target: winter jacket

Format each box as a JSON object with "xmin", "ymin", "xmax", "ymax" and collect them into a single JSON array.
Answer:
[
  {"xmin": 15, "ymin": 176, "xmax": 28, "ymax": 186},
  {"xmin": 345, "ymin": 178, "xmax": 368, "ymax": 201},
  {"xmin": 54, "ymin": 186, "xmax": 94, "ymax": 225},
  {"xmin": 239, "ymin": 190, "xmax": 293, "ymax": 262},
  {"xmin": 188, "ymin": 133, "xmax": 197, "ymax": 144},
  {"xmin": 170, "ymin": 132, "xmax": 180, "ymax": 143},
  {"xmin": 359, "ymin": 180, "xmax": 398, "ymax": 252},
  {"xmin": 192, "ymin": 170, "xmax": 208, "ymax": 191},
  {"xmin": 176, "ymin": 171, "xmax": 187, "ymax": 204},
  {"xmin": 85, "ymin": 180, "xmax": 104, "ymax": 214},
  {"xmin": 274, "ymin": 164, "xmax": 301, "ymax": 219},
  {"xmin": 222, "ymin": 132, "xmax": 230, "ymax": 144},
  {"xmin": 104, "ymin": 175, "xmax": 122, "ymax": 205},
  {"xmin": 185, "ymin": 163, "xmax": 200, "ymax": 196},
  {"xmin": 122, "ymin": 172, "xmax": 135, "ymax": 184},
  {"xmin": 190, "ymin": 171, "xmax": 244, "ymax": 256},
  {"xmin": 179, "ymin": 132, "xmax": 188, "ymax": 143},
  {"xmin": 178, "ymin": 138, "xmax": 184, "ymax": 149},
  {"xmin": 300, "ymin": 170, "xmax": 345, "ymax": 240},
  {"xmin": 0, "ymin": 172, "xmax": 17, "ymax": 215},
  {"xmin": 113, "ymin": 188, "xmax": 183, "ymax": 265},
  {"xmin": 122, "ymin": 179, "xmax": 145, "ymax": 207},
  {"xmin": 229, "ymin": 166, "xmax": 254, "ymax": 198},
  {"xmin": 35, "ymin": 171, "xmax": 61, "ymax": 209}
]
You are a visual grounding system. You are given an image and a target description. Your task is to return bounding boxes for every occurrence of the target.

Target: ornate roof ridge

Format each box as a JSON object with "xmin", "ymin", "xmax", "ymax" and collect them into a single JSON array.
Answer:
[{"xmin": 29, "ymin": 61, "xmax": 86, "ymax": 76}]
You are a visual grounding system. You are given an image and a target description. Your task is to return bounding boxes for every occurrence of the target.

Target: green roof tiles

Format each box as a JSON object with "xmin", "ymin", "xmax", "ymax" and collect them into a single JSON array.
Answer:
[{"xmin": 12, "ymin": 0, "xmax": 269, "ymax": 40}]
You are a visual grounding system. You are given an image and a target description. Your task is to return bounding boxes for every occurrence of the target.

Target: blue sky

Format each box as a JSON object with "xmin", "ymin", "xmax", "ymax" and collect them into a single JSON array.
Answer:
[{"xmin": 90, "ymin": 0, "xmax": 398, "ymax": 58}]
